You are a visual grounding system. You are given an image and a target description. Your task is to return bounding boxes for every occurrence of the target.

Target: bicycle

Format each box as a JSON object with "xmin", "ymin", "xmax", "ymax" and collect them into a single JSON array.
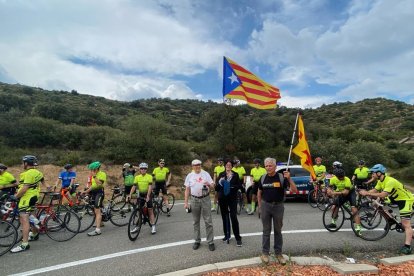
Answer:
[
  {"xmin": 127, "ymin": 196, "xmax": 159, "ymax": 241},
  {"xmin": 89, "ymin": 187, "xmax": 131, "ymax": 227},
  {"xmin": 152, "ymin": 191, "xmax": 175, "ymax": 215},
  {"xmin": 236, "ymin": 190, "xmax": 244, "ymax": 215},
  {"xmin": 0, "ymin": 220, "xmax": 18, "ymax": 256},
  {"xmin": 355, "ymin": 198, "xmax": 412, "ymax": 241},
  {"xmin": 57, "ymin": 184, "xmax": 95, "ymax": 233},
  {"xmin": 308, "ymin": 181, "xmax": 331, "ymax": 211}
]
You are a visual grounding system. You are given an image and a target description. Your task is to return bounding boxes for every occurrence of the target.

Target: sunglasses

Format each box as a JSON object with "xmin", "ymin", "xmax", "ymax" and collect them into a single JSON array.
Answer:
[
  {"xmin": 192, "ymin": 164, "xmax": 201, "ymax": 166},
  {"xmin": 159, "ymin": 163, "xmax": 165, "ymax": 165},
  {"xmin": 140, "ymin": 168, "xmax": 147, "ymax": 170}
]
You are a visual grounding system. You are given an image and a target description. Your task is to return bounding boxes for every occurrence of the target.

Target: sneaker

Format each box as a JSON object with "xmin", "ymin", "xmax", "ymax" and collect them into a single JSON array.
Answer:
[
  {"xmin": 260, "ymin": 254, "xmax": 269, "ymax": 265},
  {"xmin": 211, "ymin": 207, "xmax": 216, "ymax": 211},
  {"xmin": 275, "ymin": 254, "xmax": 286, "ymax": 265},
  {"xmin": 130, "ymin": 227, "xmax": 139, "ymax": 234},
  {"xmin": 327, "ymin": 223, "xmax": 337, "ymax": 229},
  {"xmin": 236, "ymin": 240, "xmax": 242, "ymax": 247},
  {"xmin": 192, "ymin": 242, "xmax": 200, "ymax": 250},
  {"xmin": 208, "ymin": 243, "xmax": 215, "ymax": 251},
  {"xmin": 355, "ymin": 229, "xmax": 362, "ymax": 237},
  {"xmin": 399, "ymin": 246, "xmax": 412, "ymax": 255},
  {"xmin": 28, "ymin": 232, "xmax": 39, "ymax": 241},
  {"xmin": 248, "ymin": 210, "xmax": 254, "ymax": 215},
  {"xmin": 87, "ymin": 229, "xmax": 101, "ymax": 236},
  {"xmin": 167, "ymin": 211, "xmax": 171, "ymax": 217},
  {"xmin": 151, "ymin": 226, "xmax": 156, "ymax": 234},
  {"xmin": 11, "ymin": 243, "xmax": 30, "ymax": 253}
]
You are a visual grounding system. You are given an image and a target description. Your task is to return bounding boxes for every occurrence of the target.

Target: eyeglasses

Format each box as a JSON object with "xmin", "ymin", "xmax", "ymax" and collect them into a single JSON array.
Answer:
[
  {"xmin": 140, "ymin": 168, "xmax": 147, "ymax": 170},
  {"xmin": 159, "ymin": 163, "xmax": 165, "ymax": 165}
]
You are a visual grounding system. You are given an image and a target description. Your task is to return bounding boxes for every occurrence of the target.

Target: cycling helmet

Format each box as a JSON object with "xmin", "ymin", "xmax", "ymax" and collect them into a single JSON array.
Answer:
[
  {"xmin": 158, "ymin": 159, "xmax": 165, "ymax": 164},
  {"xmin": 0, "ymin": 163, "xmax": 7, "ymax": 170},
  {"xmin": 332, "ymin": 161, "xmax": 342, "ymax": 168},
  {"xmin": 64, "ymin": 164, "xmax": 73, "ymax": 170},
  {"xmin": 139, "ymin": 162, "xmax": 148, "ymax": 169},
  {"xmin": 358, "ymin": 160, "xmax": 365, "ymax": 165},
  {"xmin": 369, "ymin": 164, "xmax": 386, "ymax": 174},
  {"xmin": 123, "ymin": 163, "xmax": 131, "ymax": 169},
  {"xmin": 315, "ymin": 157, "xmax": 322, "ymax": 162},
  {"xmin": 217, "ymin": 157, "xmax": 224, "ymax": 162},
  {"xmin": 22, "ymin": 155, "xmax": 38, "ymax": 166},
  {"xmin": 253, "ymin": 158, "xmax": 261, "ymax": 164},
  {"xmin": 333, "ymin": 168, "xmax": 345, "ymax": 178},
  {"xmin": 88, "ymin": 161, "xmax": 101, "ymax": 170}
]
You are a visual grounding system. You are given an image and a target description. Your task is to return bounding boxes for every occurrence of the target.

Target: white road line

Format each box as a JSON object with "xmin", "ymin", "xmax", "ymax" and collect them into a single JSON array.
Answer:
[{"xmin": 9, "ymin": 228, "xmax": 353, "ymax": 276}]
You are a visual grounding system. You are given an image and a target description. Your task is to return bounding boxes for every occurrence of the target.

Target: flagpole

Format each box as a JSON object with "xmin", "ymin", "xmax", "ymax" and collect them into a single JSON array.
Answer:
[{"xmin": 286, "ymin": 112, "xmax": 300, "ymax": 170}]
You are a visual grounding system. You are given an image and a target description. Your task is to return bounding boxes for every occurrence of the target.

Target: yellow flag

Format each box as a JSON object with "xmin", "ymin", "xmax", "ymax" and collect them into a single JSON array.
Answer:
[{"xmin": 292, "ymin": 115, "xmax": 317, "ymax": 180}]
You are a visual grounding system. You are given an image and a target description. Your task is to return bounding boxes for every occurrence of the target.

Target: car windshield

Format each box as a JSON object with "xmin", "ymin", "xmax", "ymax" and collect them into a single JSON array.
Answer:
[{"xmin": 277, "ymin": 168, "xmax": 309, "ymax": 177}]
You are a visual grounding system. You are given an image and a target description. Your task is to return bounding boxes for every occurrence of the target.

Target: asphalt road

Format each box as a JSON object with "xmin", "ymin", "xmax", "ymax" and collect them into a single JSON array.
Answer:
[{"xmin": 2, "ymin": 200, "xmax": 402, "ymax": 276}]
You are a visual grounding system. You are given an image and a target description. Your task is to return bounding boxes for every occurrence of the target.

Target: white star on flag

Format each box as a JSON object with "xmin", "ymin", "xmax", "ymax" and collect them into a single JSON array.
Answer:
[{"xmin": 228, "ymin": 72, "xmax": 239, "ymax": 85}]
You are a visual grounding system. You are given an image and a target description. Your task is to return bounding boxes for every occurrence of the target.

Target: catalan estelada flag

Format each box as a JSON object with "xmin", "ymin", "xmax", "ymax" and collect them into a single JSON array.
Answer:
[
  {"xmin": 292, "ymin": 115, "xmax": 317, "ymax": 180},
  {"xmin": 222, "ymin": 56, "xmax": 281, "ymax": 109}
]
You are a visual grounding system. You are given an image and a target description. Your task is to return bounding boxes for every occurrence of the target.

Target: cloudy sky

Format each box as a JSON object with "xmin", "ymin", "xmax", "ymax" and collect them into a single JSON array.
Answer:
[{"xmin": 0, "ymin": 0, "xmax": 413, "ymax": 108}]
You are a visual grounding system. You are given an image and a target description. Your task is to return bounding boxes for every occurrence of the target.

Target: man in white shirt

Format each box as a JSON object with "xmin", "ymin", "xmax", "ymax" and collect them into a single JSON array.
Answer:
[{"xmin": 184, "ymin": 159, "xmax": 215, "ymax": 251}]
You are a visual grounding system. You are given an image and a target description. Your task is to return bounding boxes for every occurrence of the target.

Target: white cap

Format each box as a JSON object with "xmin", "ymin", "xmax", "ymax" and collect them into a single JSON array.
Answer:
[{"xmin": 191, "ymin": 159, "xmax": 202, "ymax": 166}]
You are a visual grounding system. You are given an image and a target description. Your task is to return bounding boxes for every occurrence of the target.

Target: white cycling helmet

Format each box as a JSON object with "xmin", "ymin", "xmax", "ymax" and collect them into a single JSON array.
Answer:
[
  {"xmin": 139, "ymin": 162, "xmax": 148, "ymax": 169},
  {"xmin": 332, "ymin": 161, "xmax": 342, "ymax": 168},
  {"xmin": 123, "ymin": 163, "xmax": 131, "ymax": 168}
]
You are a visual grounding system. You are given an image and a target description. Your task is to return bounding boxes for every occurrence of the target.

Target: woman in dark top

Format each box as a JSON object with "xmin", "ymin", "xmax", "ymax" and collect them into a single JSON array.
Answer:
[{"xmin": 216, "ymin": 159, "xmax": 243, "ymax": 246}]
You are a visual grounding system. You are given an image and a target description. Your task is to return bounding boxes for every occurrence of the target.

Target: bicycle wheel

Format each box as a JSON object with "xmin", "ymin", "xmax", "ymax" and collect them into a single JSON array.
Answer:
[
  {"xmin": 45, "ymin": 207, "xmax": 80, "ymax": 242},
  {"xmin": 111, "ymin": 195, "xmax": 126, "ymax": 212},
  {"xmin": 149, "ymin": 204, "xmax": 159, "ymax": 226},
  {"xmin": 357, "ymin": 211, "xmax": 390, "ymax": 241},
  {"xmin": 359, "ymin": 206, "xmax": 382, "ymax": 229},
  {"xmin": 109, "ymin": 200, "xmax": 131, "ymax": 227},
  {"xmin": 161, "ymin": 193, "xmax": 175, "ymax": 213},
  {"xmin": 0, "ymin": 220, "xmax": 18, "ymax": 256},
  {"xmin": 236, "ymin": 192, "xmax": 243, "ymax": 215},
  {"xmin": 128, "ymin": 208, "xmax": 142, "ymax": 241},
  {"xmin": 316, "ymin": 193, "xmax": 329, "ymax": 211},
  {"xmin": 72, "ymin": 204, "xmax": 95, "ymax": 233},
  {"xmin": 322, "ymin": 203, "xmax": 345, "ymax": 232},
  {"xmin": 308, "ymin": 189, "xmax": 318, "ymax": 208}
]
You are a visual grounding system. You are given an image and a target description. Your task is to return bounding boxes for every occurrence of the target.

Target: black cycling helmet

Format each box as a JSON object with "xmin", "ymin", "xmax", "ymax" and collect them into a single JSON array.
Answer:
[
  {"xmin": 358, "ymin": 160, "xmax": 365, "ymax": 165},
  {"xmin": 253, "ymin": 158, "xmax": 261, "ymax": 164},
  {"xmin": 333, "ymin": 168, "xmax": 345, "ymax": 178},
  {"xmin": 64, "ymin": 164, "xmax": 73, "ymax": 170},
  {"xmin": 22, "ymin": 155, "xmax": 38, "ymax": 166},
  {"xmin": 0, "ymin": 163, "xmax": 7, "ymax": 170},
  {"xmin": 224, "ymin": 158, "xmax": 235, "ymax": 166}
]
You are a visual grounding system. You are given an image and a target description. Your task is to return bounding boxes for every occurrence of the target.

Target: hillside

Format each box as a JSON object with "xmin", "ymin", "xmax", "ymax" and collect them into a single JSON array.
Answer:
[{"xmin": 0, "ymin": 82, "xmax": 413, "ymax": 180}]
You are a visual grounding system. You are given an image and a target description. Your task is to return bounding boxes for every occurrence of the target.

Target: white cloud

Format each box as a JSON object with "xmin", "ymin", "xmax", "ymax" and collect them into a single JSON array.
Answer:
[{"xmin": 278, "ymin": 93, "xmax": 335, "ymax": 109}]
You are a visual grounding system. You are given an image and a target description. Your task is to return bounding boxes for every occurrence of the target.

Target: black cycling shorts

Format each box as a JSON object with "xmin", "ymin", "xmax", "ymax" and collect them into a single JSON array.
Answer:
[
  {"xmin": 90, "ymin": 190, "xmax": 104, "ymax": 209},
  {"xmin": 124, "ymin": 185, "xmax": 133, "ymax": 196},
  {"xmin": 335, "ymin": 189, "xmax": 357, "ymax": 207},
  {"xmin": 154, "ymin": 181, "xmax": 167, "ymax": 196},
  {"xmin": 139, "ymin": 193, "xmax": 153, "ymax": 208}
]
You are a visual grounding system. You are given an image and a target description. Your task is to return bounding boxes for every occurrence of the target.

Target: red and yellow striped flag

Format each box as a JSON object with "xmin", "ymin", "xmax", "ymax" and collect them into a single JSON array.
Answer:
[
  {"xmin": 222, "ymin": 57, "xmax": 281, "ymax": 109},
  {"xmin": 292, "ymin": 115, "xmax": 317, "ymax": 180}
]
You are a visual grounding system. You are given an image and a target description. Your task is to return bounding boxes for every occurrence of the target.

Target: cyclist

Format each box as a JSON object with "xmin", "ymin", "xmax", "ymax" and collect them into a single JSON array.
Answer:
[
  {"xmin": 55, "ymin": 164, "xmax": 77, "ymax": 201},
  {"xmin": 152, "ymin": 159, "xmax": 172, "ymax": 216},
  {"xmin": 129, "ymin": 162, "xmax": 156, "ymax": 234},
  {"xmin": 351, "ymin": 160, "xmax": 370, "ymax": 189},
  {"xmin": 10, "ymin": 155, "xmax": 45, "ymax": 253},
  {"xmin": 359, "ymin": 164, "xmax": 414, "ymax": 255},
  {"xmin": 122, "ymin": 163, "xmax": 136, "ymax": 211},
  {"xmin": 83, "ymin": 161, "xmax": 106, "ymax": 237},
  {"xmin": 247, "ymin": 158, "xmax": 266, "ymax": 215},
  {"xmin": 313, "ymin": 157, "xmax": 326, "ymax": 185},
  {"xmin": 211, "ymin": 157, "xmax": 225, "ymax": 212},
  {"xmin": 0, "ymin": 163, "xmax": 18, "ymax": 200},
  {"xmin": 232, "ymin": 158, "xmax": 247, "ymax": 212},
  {"xmin": 326, "ymin": 168, "xmax": 362, "ymax": 236}
]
